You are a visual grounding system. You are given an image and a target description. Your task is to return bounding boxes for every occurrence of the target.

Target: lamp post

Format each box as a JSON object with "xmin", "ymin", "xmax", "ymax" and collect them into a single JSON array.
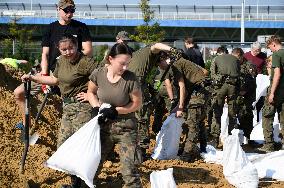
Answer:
[
  {"xmin": 241, "ymin": 0, "xmax": 245, "ymax": 43},
  {"xmin": 256, "ymin": 0, "xmax": 259, "ymax": 19},
  {"xmin": 30, "ymin": 0, "xmax": 33, "ymax": 11}
]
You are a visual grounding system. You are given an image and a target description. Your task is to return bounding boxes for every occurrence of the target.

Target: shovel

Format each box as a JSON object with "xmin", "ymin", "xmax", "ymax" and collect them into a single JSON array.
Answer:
[
  {"xmin": 29, "ymin": 88, "xmax": 51, "ymax": 145},
  {"xmin": 20, "ymin": 81, "xmax": 31, "ymax": 173}
]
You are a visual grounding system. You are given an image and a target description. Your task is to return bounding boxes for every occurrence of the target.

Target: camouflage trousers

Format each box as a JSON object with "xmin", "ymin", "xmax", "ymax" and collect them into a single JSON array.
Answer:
[
  {"xmin": 236, "ymin": 95, "xmax": 254, "ymax": 139},
  {"xmin": 96, "ymin": 116, "xmax": 142, "ymax": 188},
  {"xmin": 136, "ymin": 84, "xmax": 154, "ymax": 150},
  {"xmin": 179, "ymin": 87, "xmax": 209, "ymax": 161},
  {"xmin": 180, "ymin": 106, "xmax": 207, "ymax": 161},
  {"xmin": 211, "ymin": 83, "xmax": 239, "ymax": 138},
  {"xmin": 57, "ymin": 102, "xmax": 92, "ymax": 148},
  {"xmin": 262, "ymin": 91, "xmax": 284, "ymax": 144}
]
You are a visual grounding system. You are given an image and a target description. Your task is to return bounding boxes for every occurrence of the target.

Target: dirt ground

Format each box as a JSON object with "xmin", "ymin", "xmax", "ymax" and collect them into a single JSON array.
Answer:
[{"xmin": 1, "ymin": 63, "xmax": 284, "ymax": 188}]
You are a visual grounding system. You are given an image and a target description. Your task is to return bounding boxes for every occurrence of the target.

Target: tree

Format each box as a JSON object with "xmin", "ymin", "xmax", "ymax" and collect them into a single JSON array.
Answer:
[
  {"xmin": 130, "ymin": 0, "xmax": 165, "ymax": 45},
  {"xmin": 1, "ymin": 17, "xmax": 38, "ymax": 71}
]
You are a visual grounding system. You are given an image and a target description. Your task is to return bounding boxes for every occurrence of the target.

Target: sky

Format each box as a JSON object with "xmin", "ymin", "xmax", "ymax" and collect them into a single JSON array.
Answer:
[{"xmin": 4, "ymin": 0, "xmax": 284, "ymax": 6}]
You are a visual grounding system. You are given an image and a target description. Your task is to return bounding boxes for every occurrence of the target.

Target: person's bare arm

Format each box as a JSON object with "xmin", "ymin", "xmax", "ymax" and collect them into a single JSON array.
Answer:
[
  {"xmin": 150, "ymin": 43, "xmax": 172, "ymax": 54},
  {"xmin": 174, "ymin": 77, "xmax": 186, "ymax": 117},
  {"xmin": 41, "ymin": 46, "xmax": 50, "ymax": 75},
  {"xmin": 82, "ymin": 41, "xmax": 93, "ymax": 57},
  {"xmin": 87, "ymin": 81, "xmax": 100, "ymax": 107},
  {"xmin": 116, "ymin": 89, "xmax": 142, "ymax": 114},
  {"xmin": 21, "ymin": 74, "xmax": 58, "ymax": 85},
  {"xmin": 268, "ymin": 67, "xmax": 281, "ymax": 104},
  {"xmin": 165, "ymin": 78, "xmax": 174, "ymax": 100}
]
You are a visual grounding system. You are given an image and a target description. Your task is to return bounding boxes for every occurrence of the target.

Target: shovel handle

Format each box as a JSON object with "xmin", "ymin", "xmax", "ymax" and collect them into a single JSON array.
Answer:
[{"xmin": 20, "ymin": 81, "xmax": 31, "ymax": 174}]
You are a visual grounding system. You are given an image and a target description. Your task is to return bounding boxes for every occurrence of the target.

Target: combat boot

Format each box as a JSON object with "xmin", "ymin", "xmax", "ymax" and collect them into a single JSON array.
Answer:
[
  {"xmin": 258, "ymin": 143, "xmax": 275, "ymax": 153},
  {"xmin": 199, "ymin": 140, "xmax": 207, "ymax": 153}
]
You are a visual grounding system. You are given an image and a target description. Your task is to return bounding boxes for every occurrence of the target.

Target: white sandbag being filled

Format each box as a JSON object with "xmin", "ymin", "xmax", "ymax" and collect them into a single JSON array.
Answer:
[
  {"xmin": 152, "ymin": 114, "xmax": 184, "ymax": 160},
  {"xmin": 220, "ymin": 103, "xmax": 229, "ymax": 143},
  {"xmin": 150, "ymin": 168, "xmax": 177, "ymax": 188},
  {"xmin": 250, "ymin": 111, "xmax": 281, "ymax": 144},
  {"xmin": 223, "ymin": 129, "xmax": 259, "ymax": 188},
  {"xmin": 45, "ymin": 116, "xmax": 101, "ymax": 188},
  {"xmin": 252, "ymin": 74, "xmax": 270, "ymax": 107}
]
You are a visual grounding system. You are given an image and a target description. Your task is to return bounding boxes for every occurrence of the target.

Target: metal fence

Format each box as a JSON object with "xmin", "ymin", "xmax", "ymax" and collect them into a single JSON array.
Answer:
[
  {"xmin": 1, "ymin": 3, "xmax": 284, "ymax": 21},
  {"xmin": 1, "ymin": 41, "xmax": 272, "ymax": 64}
]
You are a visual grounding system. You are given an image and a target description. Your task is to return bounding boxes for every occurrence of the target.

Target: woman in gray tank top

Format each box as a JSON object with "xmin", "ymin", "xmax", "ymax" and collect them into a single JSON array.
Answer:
[{"xmin": 87, "ymin": 43, "xmax": 143, "ymax": 188}]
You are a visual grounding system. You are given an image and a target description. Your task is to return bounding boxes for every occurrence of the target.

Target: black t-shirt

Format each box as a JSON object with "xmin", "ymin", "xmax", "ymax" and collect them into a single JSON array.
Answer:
[
  {"xmin": 184, "ymin": 47, "xmax": 205, "ymax": 68},
  {"xmin": 41, "ymin": 19, "xmax": 92, "ymax": 72}
]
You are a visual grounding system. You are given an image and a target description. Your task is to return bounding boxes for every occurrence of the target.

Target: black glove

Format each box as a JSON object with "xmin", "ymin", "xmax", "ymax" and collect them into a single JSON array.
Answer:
[
  {"xmin": 98, "ymin": 106, "xmax": 118, "ymax": 124},
  {"xmin": 91, "ymin": 107, "xmax": 100, "ymax": 118}
]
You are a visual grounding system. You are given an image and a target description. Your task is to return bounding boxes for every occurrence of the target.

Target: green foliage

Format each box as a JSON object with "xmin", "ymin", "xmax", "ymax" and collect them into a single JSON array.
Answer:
[
  {"xmin": 93, "ymin": 44, "xmax": 109, "ymax": 63},
  {"xmin": 0, "ymin": 20, "xmax": 36, "ymax": 72},
  {"xmin": 1, "ymin": 39, "xmax": 13, "ymax": 57},
  {"xmin": 140, "ymin": 0, "xmax": 154, "ymax": 23},
  {"xmin": 130, "ymin": 0, "xmax": 165, "ymax": 45},
  {"xmin": 205, "ymin": 54, "xmax": 217, "ymax": 76}
]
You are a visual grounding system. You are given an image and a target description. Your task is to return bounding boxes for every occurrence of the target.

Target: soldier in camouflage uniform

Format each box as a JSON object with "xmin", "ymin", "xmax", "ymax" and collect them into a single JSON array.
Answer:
[
  {"xmin": 232, "ymin": 48, "xmax": 257, "ymax": 143},
  {"xmin": 207, "ymin": 46, "xmax": 229, "ymax": 136},
  {"xmin": 162, "ymin": 55, "xmax": 210, "ymax": 162},
  {"xmin": 21, "ymin": 34, "xmax": 98, "ymax": 188},
  {"xmin": 259, "ymin": 36, "xmax": 284, "ymax": 152},
  {"xmin": 88, "ymin": 43, "xmax": 143, "ymax": 188},
  {"xmin": 128, "ymin": 43, "xmax": 181, "ymax": 160},
  {"xmin": 210, "ymin": 51, "xmax": 240, "ymax": 148}
]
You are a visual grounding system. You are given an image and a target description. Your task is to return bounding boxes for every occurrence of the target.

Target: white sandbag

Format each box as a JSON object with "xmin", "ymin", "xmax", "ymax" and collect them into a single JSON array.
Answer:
[
  {"xmin": 248, "ymin": 150, "xmax": 284, "ymax": 181},
  {"xmin": 223, "ymin": 129, "xmax": 259, "ymax": 188},
  {"xmin": 250, "ymin": 111, "xmax": 281, "ymax": 144},
  {"xmin": 152, "ymin": 114, "xmax": 184, "ymax": 160},
  {"xmin": 220, "ymin": 104, "xmax": 229, "ymax": 143},
  {"xmin": 45, "ymin": 116, "xmax": 101, "ymax": 188},
  {"xmin": 252, "ymin": 74, "xmax": 270, "ymax": 107},
  {"xmin": 150, "ymin": 168, "xmax": 177, "ymax": 188},
  {"xmin": 201, "ymin": 145, "xmax": 223, "ymax": 165}
]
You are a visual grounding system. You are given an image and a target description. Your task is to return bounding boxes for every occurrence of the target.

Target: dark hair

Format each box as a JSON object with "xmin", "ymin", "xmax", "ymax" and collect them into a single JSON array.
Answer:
[
  {"xmin": 57, "ymin": 33, "xmax": 78, "ymax": 48},
  {"xmin": 232, "ymin": 47, "xmax": 245, "ymax": 63},
  {"xmin": 217, "ymin": 46, "xmax": 228, "ymax": 54},
  {"xmin": 232, "ymin": 47, "xmax": 244, "ymax": 57},
  {"xmin": 184, "ymin": 37, "xmax": 195, "ymax": 44},
  {"xmin": 108, "ymin": 43, "xmax": 133, "ymax": 58}
]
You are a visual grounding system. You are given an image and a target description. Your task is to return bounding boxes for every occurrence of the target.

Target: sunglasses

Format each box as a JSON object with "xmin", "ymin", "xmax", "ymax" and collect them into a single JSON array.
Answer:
[{"xmin": 61, "ymin": 7, "xmax": 76, "ymax": 14}]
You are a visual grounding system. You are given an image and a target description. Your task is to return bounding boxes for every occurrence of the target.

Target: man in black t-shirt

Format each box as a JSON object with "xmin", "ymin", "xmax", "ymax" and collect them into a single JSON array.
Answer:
[
  {"xmin": 184, "ymin": 37, "xmax": 205, "ymax": 68},
  {"xmin": 41, "ymin": 0, "xmax": 93, "ymax": 73}
]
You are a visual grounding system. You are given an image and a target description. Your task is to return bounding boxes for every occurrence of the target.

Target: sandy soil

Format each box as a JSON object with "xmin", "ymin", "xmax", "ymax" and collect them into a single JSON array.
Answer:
[{"xmin": 1, "ymin": 63, "xmax": 283, "ymax": 188}]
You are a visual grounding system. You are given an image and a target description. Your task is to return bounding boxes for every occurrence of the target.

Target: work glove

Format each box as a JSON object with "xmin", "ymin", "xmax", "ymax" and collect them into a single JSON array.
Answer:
[{"xmin": 98, "ymin": 105, "xmax": 118, "ymax": 124}]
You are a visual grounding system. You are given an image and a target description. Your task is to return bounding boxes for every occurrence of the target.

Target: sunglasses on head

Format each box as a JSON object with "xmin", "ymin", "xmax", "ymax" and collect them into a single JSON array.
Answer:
[{"xmin": 61, "ymin": 7, "xmax": 75, "ymax": 14}]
